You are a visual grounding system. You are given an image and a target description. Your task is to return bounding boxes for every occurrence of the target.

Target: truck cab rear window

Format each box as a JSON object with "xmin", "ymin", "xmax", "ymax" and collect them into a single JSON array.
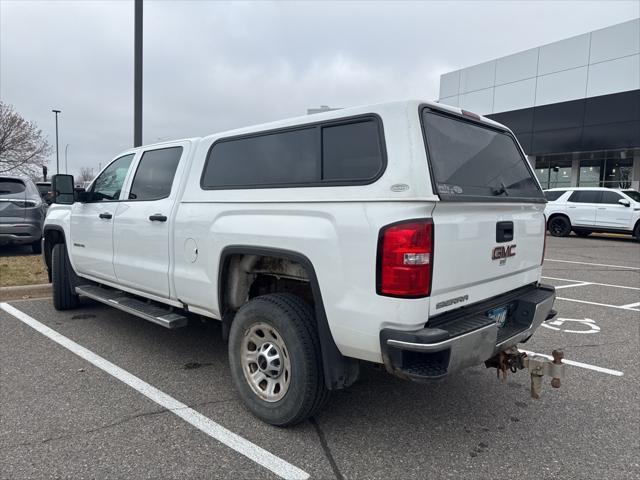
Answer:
[
  {"xmin": 201, "ymin": 117, "xmax": 384, "ymax": 188},
  {"xmin": 421, "ymin": 109, "xmax": 544, "ymax": 202},
  {"xmin": 129, "ymin": 147, "xmax": 183, "ymax": 201}
]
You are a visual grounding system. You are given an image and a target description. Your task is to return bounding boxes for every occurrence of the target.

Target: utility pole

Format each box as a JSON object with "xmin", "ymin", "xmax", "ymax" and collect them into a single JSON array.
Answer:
[
  {"xmin": 134, "ymin": 0, "xmax": 143, "ymax": 147},
  {"xmin": 52, "ymin": 109, "xmax": 61, "ymax": 174}
]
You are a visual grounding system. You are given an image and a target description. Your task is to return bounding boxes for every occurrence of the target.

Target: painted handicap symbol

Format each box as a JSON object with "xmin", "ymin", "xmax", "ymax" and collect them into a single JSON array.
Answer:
[{"xmin": 542, "ymin": 317, "xmax": 600, "ymax": 334}]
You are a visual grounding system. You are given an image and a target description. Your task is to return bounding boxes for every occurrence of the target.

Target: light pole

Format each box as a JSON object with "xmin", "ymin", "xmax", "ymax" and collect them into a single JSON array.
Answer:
[
  {"xmin": 52, "ymin": 109, "xmax": 61, "ymax": 174},
  {"xmin": 134, "ymin": 0, "xmax": 143, "ymax": 147},
  {"xmin": 64, "ymin": 144, "xmax": 70, "ymax": 173}
]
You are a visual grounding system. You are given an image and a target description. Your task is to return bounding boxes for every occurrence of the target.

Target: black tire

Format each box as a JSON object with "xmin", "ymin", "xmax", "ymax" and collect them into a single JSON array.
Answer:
[
  {"xmin": 548, "ymin": 216, "xmax": 571, "ymax": 237},
  {"xmin": 31, "ymin": 239, "xmax": 42, "ymax": 254},
  {"xmin": 634, "ymin": 222, "xmax": 640, "ymax": 242},
  {"xmin": 574, "ymin": 230, "xmax": 592, "ymax": 237},
  {"xmin": 228, "ymin": 293, "xmax": 330, "ymax": 426},
  {"xmin": 52, "ymin": 243, "xmax": 80, "ymax": 310}
]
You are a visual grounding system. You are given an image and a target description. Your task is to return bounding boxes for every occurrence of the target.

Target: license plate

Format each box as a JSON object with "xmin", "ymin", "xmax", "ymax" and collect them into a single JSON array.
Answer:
[{"xmin": 487, "ymin": 306, "xmax": 508, "ymax": 328}]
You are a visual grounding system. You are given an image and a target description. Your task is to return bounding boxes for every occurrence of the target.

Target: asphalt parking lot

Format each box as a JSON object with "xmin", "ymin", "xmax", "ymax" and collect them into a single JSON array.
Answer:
[{"xmin": 1, "ymin": 234, "xmax": 639, "ymax": 480}]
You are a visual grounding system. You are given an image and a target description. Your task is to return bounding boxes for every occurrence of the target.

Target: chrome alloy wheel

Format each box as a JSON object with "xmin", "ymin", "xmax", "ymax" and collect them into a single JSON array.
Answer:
[{"xmin": 241, "ymin": 322, "xmax": 291, "ymax": 402}]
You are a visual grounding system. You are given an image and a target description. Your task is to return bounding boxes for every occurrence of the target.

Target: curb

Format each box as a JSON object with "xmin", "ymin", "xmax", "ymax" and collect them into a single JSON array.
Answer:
[{"xmin": 0, "ymin": 283, "xmax": 52, "ymax": 301}]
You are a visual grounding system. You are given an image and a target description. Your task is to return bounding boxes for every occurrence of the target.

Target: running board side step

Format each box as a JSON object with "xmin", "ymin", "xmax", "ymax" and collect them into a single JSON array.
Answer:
[{"xmin": 75, "ymin": 285, "xmax": 188, "ymax": 329}]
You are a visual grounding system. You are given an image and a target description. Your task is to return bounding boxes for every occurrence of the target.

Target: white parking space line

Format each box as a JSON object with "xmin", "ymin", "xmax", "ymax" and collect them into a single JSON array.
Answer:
[
  {"xmin": 545, "ymin": 259, "xmax": 640, "ymax": 270},
  {"xmin": 621, "ymin": 301, "xmax": 640, "ymax": 309},
  {"xmin": 0, "ymin": 303, "xmax": 309, "ymax": 480},
  {"xmin": 554, "ymin": 282, "xmax": 591, "ymax": 290},
  {"xmin": 520, "ymin": 350, "xmax": 624, "ymax": 377},
  {"xmin": 542, "ymin": 276, "xmax": 640, "ymax": 291},
  {"xmin": 556, "ymin": 297, "xmax": 640, "ymax": 312}
]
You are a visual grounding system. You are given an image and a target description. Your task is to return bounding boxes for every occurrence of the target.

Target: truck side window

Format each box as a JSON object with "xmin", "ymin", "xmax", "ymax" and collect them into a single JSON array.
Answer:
[
  {"xmin": 90, "ymin": 154, "xmax": 135, "ymax": 201},
  {"xmin": 129, "ymin": 147, "xmax": 183, "ymax": 201},
  {"xmin": 322, "ymin": 120, "xmax": 383, "ymax": 181},
  {"xmin": 201, "ymin": 116, "xmax": 385, "ymax": 189}
]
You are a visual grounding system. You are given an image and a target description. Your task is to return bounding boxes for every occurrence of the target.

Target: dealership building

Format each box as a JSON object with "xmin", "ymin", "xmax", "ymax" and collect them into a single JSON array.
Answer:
[{"xmin": 437, "ymin": 18, "xmax": 640, "ymax": 190}]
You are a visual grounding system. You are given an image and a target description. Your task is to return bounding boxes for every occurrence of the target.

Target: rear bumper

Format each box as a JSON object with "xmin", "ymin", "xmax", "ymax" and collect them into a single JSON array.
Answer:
[
  {"xmin": 380, "ymin": 284, "xmax": 556, "ymax": 381},
  {"xmin": 0, "ymin": 223, "xmax": 42, "ymax": 246}
]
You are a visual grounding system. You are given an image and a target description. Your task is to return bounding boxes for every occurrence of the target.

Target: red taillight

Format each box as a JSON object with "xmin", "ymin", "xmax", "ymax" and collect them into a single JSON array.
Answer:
[{"xmin": 377, "ymin": 219, "xmax": 433, "ymax": 297}]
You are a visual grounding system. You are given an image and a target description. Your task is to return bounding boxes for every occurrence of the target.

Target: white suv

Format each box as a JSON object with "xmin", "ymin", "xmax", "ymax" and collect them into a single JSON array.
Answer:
[{"xmin": 545, "ymin": 187, "xmax": 640, "ymax": 240}]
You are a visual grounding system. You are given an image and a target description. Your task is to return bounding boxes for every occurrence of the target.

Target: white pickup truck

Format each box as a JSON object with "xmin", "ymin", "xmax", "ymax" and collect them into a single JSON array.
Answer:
[{"xmin": 44, "ymin": 100, "xmax": 557, "ymax": 425}]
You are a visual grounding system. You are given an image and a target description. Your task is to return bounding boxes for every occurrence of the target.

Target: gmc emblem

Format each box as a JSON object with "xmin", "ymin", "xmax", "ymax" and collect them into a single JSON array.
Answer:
[{"xmin": 492, "ymin": 244, "xmax": 516, "ymax": 260}]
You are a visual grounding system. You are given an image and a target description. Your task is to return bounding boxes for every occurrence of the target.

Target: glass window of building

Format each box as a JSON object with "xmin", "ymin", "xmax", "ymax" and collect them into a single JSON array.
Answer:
[
  {"xmin": 603, "ymin": 150, "xmax": 634, "ymax": 189},
  {"xmin": 578, "ymin": 157, "xmax": 602, "ymax": 187},
  {"xmin": 535, "ymin": 155, "xmax": 571, "ymax": 189}
]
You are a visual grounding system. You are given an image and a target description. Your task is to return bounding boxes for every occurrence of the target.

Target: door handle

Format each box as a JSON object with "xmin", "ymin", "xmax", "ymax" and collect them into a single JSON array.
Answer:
[
  {"xmin": 98, "ymin": 212, "xmax": 112, "ymax": 219},
  {"xmin": 597, "ymin": 207, "xmax": 606, "ymax": 210},
  {"xmin": 149, "ymin": 214, "xmax": 167, "ymax": 222}
]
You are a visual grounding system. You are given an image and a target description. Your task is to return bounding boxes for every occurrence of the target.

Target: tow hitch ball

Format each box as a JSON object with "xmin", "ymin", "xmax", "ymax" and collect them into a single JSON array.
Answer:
[{"xmin": 485, "ymin": 348, "xmax": 565, "ymax": 399}]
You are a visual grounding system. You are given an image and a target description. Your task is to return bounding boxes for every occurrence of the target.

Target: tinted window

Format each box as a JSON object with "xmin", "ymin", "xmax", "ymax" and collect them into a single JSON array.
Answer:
[
  {"xmin": 600, "ymin": 191, "xmax": 623, "ymax": 204},
  {"xmin": 544, "ymin": 190, "xmax": 566, "ymax": 201},
  {"xmin": 91, "ymin": 154, "xmax": 135, "ymax": 201},
  {"xmin": 623, "ymin": 190, "xmax": 640, "ymax": 202},
  {"xmin": 421, "ymin": 110, "xmax": 543, "ymax": 201},
  {"xmin": 129, "ymin": 147, "xmax": 182, "ymax": 201},
  {"xmin": 0, "ymin": 179, "xmax": 26, "ymax": 196},
  {"xmin": 322, "ymin": 121, "xmax": 383, "ymax": 180},
  {"xmin": 203, "ymin": 128, "xmax": 318, "ymax": 187},
  {"xmin": 201, "ymin": 117, "xmax": 384, "ymax": 188},
  {"xmin": 36, "ymin": 184, "xmax": 51, "ymax": 197},
  {"xmin": 568, "ymin": 190, "xmax": 601, "ymax": 203}
]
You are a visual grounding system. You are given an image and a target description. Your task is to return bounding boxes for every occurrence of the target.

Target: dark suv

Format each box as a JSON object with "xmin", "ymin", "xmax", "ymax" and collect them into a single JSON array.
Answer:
[{"xmin": 0, "ymin": 176, "xmax": 46, "ymax": 253}]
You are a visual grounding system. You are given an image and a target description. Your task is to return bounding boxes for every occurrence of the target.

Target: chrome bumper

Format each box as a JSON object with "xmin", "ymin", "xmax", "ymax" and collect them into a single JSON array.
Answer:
[{"xmin": 380, "ymin": 284, "xmax": 556, "ymax": 381}]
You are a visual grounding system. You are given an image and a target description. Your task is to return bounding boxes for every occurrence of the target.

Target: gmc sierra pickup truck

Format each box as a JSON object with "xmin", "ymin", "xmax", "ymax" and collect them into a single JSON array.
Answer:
[{"xmin": 44, "ymin": 100, "xmax": 557, "ymax": 426}]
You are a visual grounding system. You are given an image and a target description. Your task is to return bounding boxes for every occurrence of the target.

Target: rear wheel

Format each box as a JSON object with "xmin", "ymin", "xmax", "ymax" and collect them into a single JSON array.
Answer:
[
  {"xmin": 52, "ymin": 243, "xmax": 79, "ymax": 310},
  {"xmin": 634, "ymin": 222, "xmax": 640, "ymax": 242},
  {"xmin": 548, "ymin": 216, "xmax": 571, "ymax": 237},
  {"xmin": 228, "ymin": 293, "xmax": 329, "ymax": 426},
  {"xmin": 31, "ymin": 240, "xmax": 42, "ymax": 254},
  {"xmin": 574, "ymin": 230, "xmax": 592, "ymax": 237}
]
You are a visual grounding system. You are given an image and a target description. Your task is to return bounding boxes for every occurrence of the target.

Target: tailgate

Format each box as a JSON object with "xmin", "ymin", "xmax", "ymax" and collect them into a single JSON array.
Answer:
[
  {"xmin": 430, "ymin": 202, "xmax": 545, "ymax": 316},
  {"xmin": 419, "ymin": 107, "xmax": 547, "ymax": 317}
]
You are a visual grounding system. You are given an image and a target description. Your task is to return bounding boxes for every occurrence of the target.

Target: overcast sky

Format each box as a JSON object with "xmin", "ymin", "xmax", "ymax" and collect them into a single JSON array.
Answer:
[{"xmin": 1, "ymin": 0, "xmax": 639, "ymax": 177}]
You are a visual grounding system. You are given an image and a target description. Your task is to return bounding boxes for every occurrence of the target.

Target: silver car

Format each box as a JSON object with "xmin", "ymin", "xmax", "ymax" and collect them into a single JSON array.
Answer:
[{"xmin": 0, "ymin": 175, "xmax": 46, "ymax": 253}]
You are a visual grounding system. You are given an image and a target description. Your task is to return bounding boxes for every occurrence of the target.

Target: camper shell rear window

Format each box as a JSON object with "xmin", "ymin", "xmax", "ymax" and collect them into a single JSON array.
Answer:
[{"xmin": 421, "ymin": 107, "xmax": 545, "ymax": 203}]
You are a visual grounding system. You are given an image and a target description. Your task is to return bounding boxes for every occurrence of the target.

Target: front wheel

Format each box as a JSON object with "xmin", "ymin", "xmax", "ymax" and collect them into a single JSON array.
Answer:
[
  {"xmin": 634, "ymin": 222, "xmax": 640, "ymax": 242},
  {"xmin": 52, "ymin": 243, "xmax": 79, "ymax": 310},
  {"xmin": 228, "ymin": 293, "xmax": 329, "ymax": 426},
  {"xmin": 548, "ymin": 216, "xmax": 571, "ymax": 237}
]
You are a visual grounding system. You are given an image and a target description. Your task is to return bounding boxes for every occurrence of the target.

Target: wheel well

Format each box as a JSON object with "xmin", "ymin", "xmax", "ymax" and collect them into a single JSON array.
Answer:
[
  {"xmin": 547, "ymin": 213, "xmax": 570, "ymax": 226},
  {"xmin": 218, "ymin": 247, "xmax": 360, "ymax": 390},
  {"xmin": 220, "ymin": 253, "xmax": 314, "ymax": 314}
]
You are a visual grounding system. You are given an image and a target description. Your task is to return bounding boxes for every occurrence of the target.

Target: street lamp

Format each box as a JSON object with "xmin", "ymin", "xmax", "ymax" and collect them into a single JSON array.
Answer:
[
  {"xmin": 64, "ymin": 144, "xmax": 70, "ymax": 174},
  {"xmin": 52, "ymin": 109, "xmax": 61, "ymax": 174},
  {"xmin": 134, "ymin": 0, "xmax": 143, "ymax": 147}
]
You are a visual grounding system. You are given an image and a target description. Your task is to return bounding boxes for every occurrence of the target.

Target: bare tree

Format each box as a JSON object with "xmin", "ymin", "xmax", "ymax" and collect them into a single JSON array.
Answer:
[
  {"xmin": 78, "ymin": 166, "xmax": 95, "ymax": 183},
  {"xmin": 0, "ymin": 102, "xmax": 52, "ymax": 176}
]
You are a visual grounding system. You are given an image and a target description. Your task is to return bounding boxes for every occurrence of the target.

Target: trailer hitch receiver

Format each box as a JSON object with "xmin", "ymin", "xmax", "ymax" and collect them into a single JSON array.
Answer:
[{"xmin": 485, "ymin": 347, "xmax": 565, "ymax": 399}]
